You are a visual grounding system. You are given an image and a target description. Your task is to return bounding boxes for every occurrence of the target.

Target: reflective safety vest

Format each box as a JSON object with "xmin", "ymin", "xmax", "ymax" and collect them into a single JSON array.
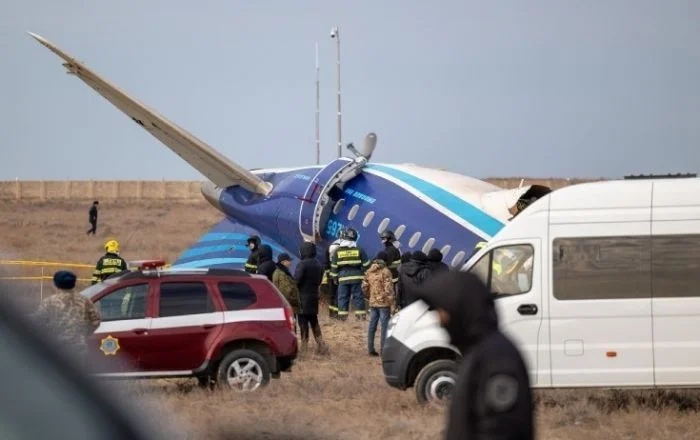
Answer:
[
  {"xmin": 473, "ymin": 242, "xmax": 502, "ymax": 275},
  {"xmin": 329, "ymin": 245, "xmax": 370, "ymax": 285},
  {"xmin": 92, "ymin": 253, "xmax": 128, "ymax": 284}
]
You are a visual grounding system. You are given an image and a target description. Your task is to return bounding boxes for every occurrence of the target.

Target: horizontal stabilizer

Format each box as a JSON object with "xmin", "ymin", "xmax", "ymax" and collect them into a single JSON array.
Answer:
[{"xmin": 28, "ymin": 32, "xmax": 272, "ymax": 196}]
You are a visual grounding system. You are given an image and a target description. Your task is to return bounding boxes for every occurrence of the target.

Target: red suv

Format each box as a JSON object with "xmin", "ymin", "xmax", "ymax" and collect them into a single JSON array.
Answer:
[{"xmin": 78, "ymin": 267, "xmax": 297, "ymax": 391}]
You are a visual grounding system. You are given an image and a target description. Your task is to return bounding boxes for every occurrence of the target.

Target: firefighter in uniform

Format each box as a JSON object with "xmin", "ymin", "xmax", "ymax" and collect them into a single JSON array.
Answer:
[
  {"xmin": 379, "ymin": 230, "xmax": 402, "ymax": 285},
  {"xmin": 322, "ymin": 237, "xmax": 341, "ymax": 319},
  {"xmin": 91, "ymin": 240, "xmax": 128, "ymax": 284},
  {"xmin": 329, "ymin": 228, "xmax": 370, "ymax": 321},
  {"xmin": 244, "ymin": 235, "xmax": 262, "ymax": 273}
]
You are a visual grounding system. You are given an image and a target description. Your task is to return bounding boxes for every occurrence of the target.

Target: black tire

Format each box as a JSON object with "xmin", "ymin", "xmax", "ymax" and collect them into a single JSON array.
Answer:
[
  {"xmin": 414, "ymin": 359, "xmax": 459, "ymax": 405},
  {"xmin": 215, "ymin": 348, "xmax": 271, "ymax": 391}
]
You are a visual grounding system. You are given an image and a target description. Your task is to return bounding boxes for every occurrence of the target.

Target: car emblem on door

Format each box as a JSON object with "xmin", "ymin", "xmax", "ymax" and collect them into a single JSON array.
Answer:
[{"xmin": 99, "ymin": 335, "xmax": 120, "ymax": 356}]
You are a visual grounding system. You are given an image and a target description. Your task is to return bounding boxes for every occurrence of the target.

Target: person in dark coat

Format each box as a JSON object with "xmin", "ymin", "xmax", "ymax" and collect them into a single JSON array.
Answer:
[
  {"xmin": 396, "ymin": 250, "xmax": 430, "ymax": 309},
  {"xmin": 414, "ymin": 270, "xmax": 533, "ymax": 440},
  {"xmin": 255, "ymin": 244, "xmax": 276, "ymax": 281},
  {"xmin": 86, "ymin": 201, "xmax": 98, "ymax": 235},
  {"xmin": 426, "ymin": 248, "xmax": 449, "ymax": 274},
  {"xmin": 294, "ymin": 241, "xmax": 329, "ymax": 354}
]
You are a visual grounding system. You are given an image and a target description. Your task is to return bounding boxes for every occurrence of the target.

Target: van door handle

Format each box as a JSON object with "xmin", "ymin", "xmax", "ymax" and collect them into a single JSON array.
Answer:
[
  {"xmin": 517, "ymin": 304, "xmax": 538, "ymax": 315},
  {"xmin": 132, "ymin": 328, "xmax": 148, "ymax": 335}
]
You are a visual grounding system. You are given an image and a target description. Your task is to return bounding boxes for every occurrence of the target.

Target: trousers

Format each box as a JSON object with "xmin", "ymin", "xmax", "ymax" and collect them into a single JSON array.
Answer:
[
  {"xmin": 368, "ymin": 307, "xmax": 391, "ymax": 354},
  {"xmin": 337, "ymin": 282, "xmax": 366, "ymax": 318}
]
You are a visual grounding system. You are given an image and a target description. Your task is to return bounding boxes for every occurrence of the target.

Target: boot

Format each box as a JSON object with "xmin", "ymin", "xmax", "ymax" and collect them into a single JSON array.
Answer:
[{"xmin": 312, "ymin": 327, "xmax": 330, "ymax": 356}]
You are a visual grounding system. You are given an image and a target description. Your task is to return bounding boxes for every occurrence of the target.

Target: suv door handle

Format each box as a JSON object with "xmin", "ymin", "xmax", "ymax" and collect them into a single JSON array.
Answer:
[
  {"xmin": 201, "ymin": 324, "xmax": 216, "ymax": 330},
  {"xmin": 517, "ymin": 304, "xmax": 538, "ymax": 315},
  {"xmin": 132, "ymin": 328, "xmax": 148, "ymax": 335}
]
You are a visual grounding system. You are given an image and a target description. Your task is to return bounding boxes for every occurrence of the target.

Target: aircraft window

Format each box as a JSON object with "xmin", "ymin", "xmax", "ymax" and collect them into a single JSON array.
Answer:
[
  {"xmin": 451, "ymin": 250, "xmax": 466, "ymax": 267},
  {"xmin": 348, "ymin": 204, "xmax": 360, "ymax": 220},
  {"xmin": 333, "ymin": 199, "xmax": 345, "ymax": 215},
  {"xmin": 440, "ymin": 245, "xmax": 452, "ymax": 258},
  {"xmin": 395, "ymin": 225, "xmax": 406, "ymax": 239},
  {"xmin": 363, "ymin": 211, "xmax": 375, "ymax": 227},
  {"xmin": 409, "ymin": 232, "xmax": 422, "ymax": 248},
  {"xmin": 422, "ymin": 238, "xmax": 436, "ymax": 254},
  {"xmin": 394, "ymin": 241, "xmax": 402, "ymax": 248},
  {"xmin": 377, "ymin": 218, "xmax": 391, "ymax": 234}
]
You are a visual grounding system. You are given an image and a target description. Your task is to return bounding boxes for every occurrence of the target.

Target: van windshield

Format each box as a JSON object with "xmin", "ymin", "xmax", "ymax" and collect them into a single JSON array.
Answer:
[{"xmin": 466, "ymin": 244, "xmax": 534, "ymax": 296}]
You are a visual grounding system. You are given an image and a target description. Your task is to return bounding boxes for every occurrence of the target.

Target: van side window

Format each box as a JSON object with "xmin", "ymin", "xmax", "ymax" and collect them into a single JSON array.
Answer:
[
  {"xmin": 552, "ymin": 236, "xmax": 651, "ymax": 300},
  {"xmin": 467, "ymin": 244, "xmax": 534, "ymax": 297},
  {"xmin": 652, "ymin": 235, "xmax": 700, "ymax": 298}
]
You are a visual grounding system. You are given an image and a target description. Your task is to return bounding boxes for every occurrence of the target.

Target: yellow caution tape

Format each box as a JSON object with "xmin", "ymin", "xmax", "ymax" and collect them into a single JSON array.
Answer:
[{"xmin": 0, "ymin": 260, "xmax": 93, "ymax": 269}]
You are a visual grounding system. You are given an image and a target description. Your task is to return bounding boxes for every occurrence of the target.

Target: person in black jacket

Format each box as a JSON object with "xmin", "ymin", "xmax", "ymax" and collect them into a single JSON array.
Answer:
[
  {"xmin": 255, "ymin": 244, "xmax": 276, "ymax": 281},
  {"xmin": 294, "ymin": 241, "xmax": 329, "ymax": 355},
  {"xmin": 86, "ymin": 201, "xmax": 98, "ymax": 235},
  {"xmin": 396, "ymin": 250, "xmax": 430, "ymax": 309},
  {"xmin": 426, "ymin": 248, "xmax": 449, "ymax": 274},
  {"xmin": 414, "ymin": 270, "xmax": 533, "ymax": 440},
  {"xmin": 378, "ymin": 230, "xmax": 402, "ymax": 284}
]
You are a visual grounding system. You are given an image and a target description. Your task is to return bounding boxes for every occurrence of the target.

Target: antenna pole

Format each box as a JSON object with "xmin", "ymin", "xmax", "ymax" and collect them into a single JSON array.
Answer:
[
  {"xmin": 315, "ymin": 42, "xmax": 320, "ymax": 165},
  {"xmin": 331, "ymin": 26, "xmax": 342, "ymax": 158}
]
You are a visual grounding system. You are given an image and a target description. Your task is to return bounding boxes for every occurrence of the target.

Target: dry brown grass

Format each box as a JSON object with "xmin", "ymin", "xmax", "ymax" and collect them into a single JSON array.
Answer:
[{"xmin": 2, "ymin": 200, "xmax": 700, "ymax": 439}]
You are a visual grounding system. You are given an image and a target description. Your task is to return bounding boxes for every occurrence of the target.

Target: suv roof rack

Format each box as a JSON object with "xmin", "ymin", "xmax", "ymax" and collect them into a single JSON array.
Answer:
[{"xmin": 624, "ymin": 173, "xmax": 697, "ymax": 180}]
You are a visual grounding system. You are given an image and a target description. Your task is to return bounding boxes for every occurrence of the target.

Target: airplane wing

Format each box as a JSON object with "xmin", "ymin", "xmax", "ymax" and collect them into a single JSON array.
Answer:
[{"xmin": 28, "ymin": 32, "xmax": 272, "ymax": 196}]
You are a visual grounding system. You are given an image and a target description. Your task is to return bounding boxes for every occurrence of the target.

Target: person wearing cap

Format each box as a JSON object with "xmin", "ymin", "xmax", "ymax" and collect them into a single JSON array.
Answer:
[
  {"xmin": 33, "ymin": 270, "xmax": 101, "ymax": 368},
  {"xmin": 271, "ymin": 253, "xmax": 301, "ymax": 330},
  {"xmin": 413, "ymin": 270, "xmax": 533, "ymax": 440}
]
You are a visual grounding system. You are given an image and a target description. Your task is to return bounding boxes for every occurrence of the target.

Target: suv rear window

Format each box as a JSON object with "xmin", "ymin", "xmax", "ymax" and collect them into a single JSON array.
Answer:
[
  {"xmin": 218, "ymin": 282, "xmax": 257, "ymax": 311},
  {"xmin": 158, "ymin": 282, "xmax": 214, "ymax": 317}
]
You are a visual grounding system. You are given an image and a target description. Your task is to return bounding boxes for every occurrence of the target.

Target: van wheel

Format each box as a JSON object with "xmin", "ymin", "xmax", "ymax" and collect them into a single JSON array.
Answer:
[
  {"xmin": 415, "ymin": 359, "xmax": 458, "ymax": 405},
  {"xmin": 216, "ymin": 349, "xmax": 271, "ymax": 391}
]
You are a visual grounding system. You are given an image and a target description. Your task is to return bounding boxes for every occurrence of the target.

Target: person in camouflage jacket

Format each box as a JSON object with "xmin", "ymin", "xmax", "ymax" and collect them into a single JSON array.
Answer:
[
  {"xmin": 361, "ymin": 251, "xmax": 395, "ymax": 356},
  {"xmin": 33, "ymin": 270, "xmax": 101, "ymax": 368},
  {"xmin": 272, "ymin": 253, "xmax": 301, "ymax": 315}
]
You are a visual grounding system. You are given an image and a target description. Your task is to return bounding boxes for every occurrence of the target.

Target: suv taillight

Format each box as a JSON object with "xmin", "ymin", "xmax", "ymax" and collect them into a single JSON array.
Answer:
[{"xmin": 283, "ymin": 306, "xmax": 294, "ymax": 332}]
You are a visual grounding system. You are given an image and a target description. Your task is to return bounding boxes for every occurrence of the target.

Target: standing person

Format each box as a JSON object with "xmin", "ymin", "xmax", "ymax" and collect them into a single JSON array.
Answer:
[
  {"xmin": 324, "ymin": 237, "xmax": 342, "ymax": 320},
  {"xmin": 33, "ymin": 270, "xmax": 101, "ymax": 368},
  {"xmin": 396, "ymin": 250, "xmax": 430, "ymax": 309},
  {"xmin": 294, "ymin": 241, "xmax": 329, "ymax": 355},
  {"xmin": 244, "ymin": 235, "xmax": 262, "ymax": 273},
  {"xmin": 86, "ymin": 200, "xmax": 99, "ymax": 235},
  {"xmin": 361, "ymin": 251, "xmax": 395, "ymax": 356},
  {"xmin": 329, "ymin": 228, "xmax": 370, "ymax": 321},
  {"xmin": 91, "ymin": 239, "xmax": 128, "ymax": 285},
  {"xmin": 255, "ymin": 244, "xmax": 276, "ymax": 281},
  {"xmin": 414, "ymin": 270, "xmax": 533, "ymax": 440},
  {"xmin": 426, "ymin": 248, "xmax": 449, "ymax": 273},
  {"xmin": 271, "ymin": 253, "xmax": 301, "ymax": 332},
  {"xmin": 379, "ymin": 230, "xmax": 402, "ymax": 284}
]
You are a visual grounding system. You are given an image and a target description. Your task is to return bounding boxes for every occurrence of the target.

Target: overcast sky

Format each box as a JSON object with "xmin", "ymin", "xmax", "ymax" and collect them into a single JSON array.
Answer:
[{"xmin": 2, "ymin": 0, "xmax": 699, "ymax": 180}]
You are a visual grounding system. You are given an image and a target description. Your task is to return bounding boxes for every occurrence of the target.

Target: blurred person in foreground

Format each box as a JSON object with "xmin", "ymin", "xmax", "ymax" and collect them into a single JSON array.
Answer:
[
  {"xmin": 414, "ymin": 270, "xmax": 533, "ymax": 440},
  {"xmin": 32, "ymin": 270, "xmax": 101, "ymax": 369},
  {"xmin": 361, "ymin": 251, "xmax": 395, "ymax": 356}
]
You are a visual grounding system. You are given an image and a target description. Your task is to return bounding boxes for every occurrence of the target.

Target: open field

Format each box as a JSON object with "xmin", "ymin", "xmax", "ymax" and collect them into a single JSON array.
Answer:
[{"xmin": 2, "ymin": 199, "xmax": 700, "ymax": 439}]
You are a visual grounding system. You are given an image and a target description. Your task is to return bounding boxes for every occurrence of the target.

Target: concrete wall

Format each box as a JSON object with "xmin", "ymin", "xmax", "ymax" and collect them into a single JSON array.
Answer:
[
  {"xmin": 0, "ymin": 178, "xmax": 602, "ymax": 201},
  {"xmin": 0, "ymin": 181, "xmax": 203, "ymax": 200}
]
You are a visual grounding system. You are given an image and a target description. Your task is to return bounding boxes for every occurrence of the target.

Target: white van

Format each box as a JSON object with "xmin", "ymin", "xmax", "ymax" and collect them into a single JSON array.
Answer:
[{"xmin": 381, "ymin": 176, "xmax": 700, "ymax": 404}]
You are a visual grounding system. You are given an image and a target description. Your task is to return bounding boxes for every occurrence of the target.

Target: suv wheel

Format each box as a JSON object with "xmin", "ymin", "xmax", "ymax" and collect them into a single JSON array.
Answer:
[
  {"xmin": 216, "ymin": 349, "xmax": 271, "ymax": 391},
  {"xmin": 414, "ymin": 359, "xmax": 458, "ymax": 405}
]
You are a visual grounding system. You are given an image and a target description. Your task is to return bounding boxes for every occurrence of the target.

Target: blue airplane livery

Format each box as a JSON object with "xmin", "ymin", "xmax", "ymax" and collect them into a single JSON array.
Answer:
[{"xmin": 28, "ymin": 32, "xmax": 551, "ymax": 270}]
